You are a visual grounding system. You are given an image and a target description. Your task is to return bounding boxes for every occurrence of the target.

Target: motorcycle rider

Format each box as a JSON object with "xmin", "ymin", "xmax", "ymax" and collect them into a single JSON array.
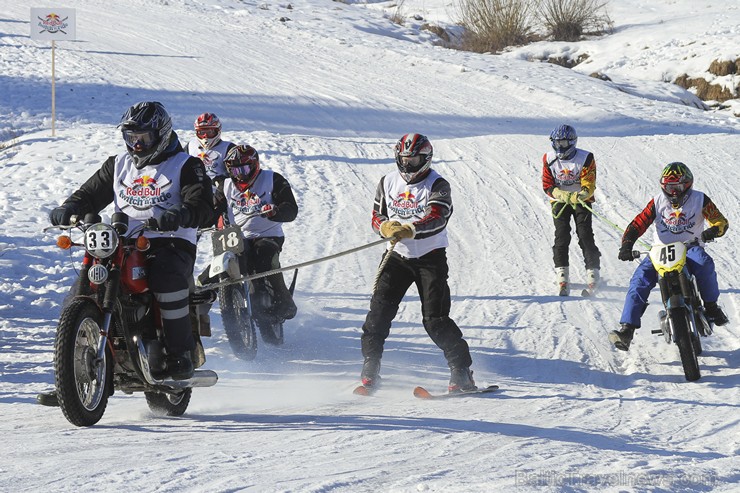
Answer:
[
  {"xmin": 216, "ymin": 144, "xmax": 298, "ymax": 320},
  {"xmin": 185, "ymin": 112, "xmax": 235, "ymax": 205},
  {"xmin": 49, "ymin": 101, "xmax": 214, "ymax": 378},
  {"xmin": 609, "ymin": 162, "xmax": 729, "ymax": 351}
]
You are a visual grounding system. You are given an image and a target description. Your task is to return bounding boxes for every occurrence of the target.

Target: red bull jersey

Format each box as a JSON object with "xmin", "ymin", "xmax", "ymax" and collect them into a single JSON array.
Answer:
[
  {"xmin": 113, "ymin": 151, "xmax": 197, "ymax": 244},
  {"xmin": 186, "ymin": 138, "xmax": 231, "ymax": 180},
  {"xmin": 382, "ymin": 170, "xmax": 448, "ymax": 258},
  {"xmin": 545, "ymin": 148, "xmax": 592, "ymax": 193},
  {"xmin": 653, "ymin": 190, "xmax": 705, "ymax": 243},
  {"xmin": 222, "ymin": 170, "xmax": 284, "ymax": 239}
]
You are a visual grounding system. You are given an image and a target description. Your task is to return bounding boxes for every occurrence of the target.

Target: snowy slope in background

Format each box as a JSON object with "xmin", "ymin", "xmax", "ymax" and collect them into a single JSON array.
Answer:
[{"xmin": 1, "ymin": 0, "xmax": 739, "ymax": 491}]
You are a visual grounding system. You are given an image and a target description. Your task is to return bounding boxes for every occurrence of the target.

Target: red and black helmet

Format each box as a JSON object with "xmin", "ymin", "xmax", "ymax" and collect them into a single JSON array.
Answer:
[
  {"xmin": 394, "ymin": 133, "xmax": 433, "ymax": 183},
  {"xmin": 224, "ymin": 144, "xmax": 261, "ymax": 187}
]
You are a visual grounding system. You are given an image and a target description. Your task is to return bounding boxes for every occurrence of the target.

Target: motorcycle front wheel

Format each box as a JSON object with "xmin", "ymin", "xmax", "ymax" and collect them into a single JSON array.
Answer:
[
  {"xmin": 670, "ymin": 307, "xmax": 701, "ymax": 382},
  {"xmin": 54, "ymin": 298, "xmax": 112, "ymax": 426},
  {"xmin": 218, "ymin": 283, "xmax": 258, "ymax": 360}
]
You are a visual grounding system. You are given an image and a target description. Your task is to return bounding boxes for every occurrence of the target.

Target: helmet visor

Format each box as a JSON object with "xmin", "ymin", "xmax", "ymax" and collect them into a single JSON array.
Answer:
[
  {"xmin": 123, "ymin": 130, "xmax": 157, "ymax": 151},
  {"xmin": 664, "ymin": 182, "xmax": 688, "ymax": 195},
  {"xmin": 552, "ymin": 138, "xmax": 571, "ymax": 150},
  {"xmin": 196, "ymin": 128, "xmax": 219, "ymax": 139},
  {"xmin": 227, "ymin": 163, "xmax": 252, "ymax": 180}
]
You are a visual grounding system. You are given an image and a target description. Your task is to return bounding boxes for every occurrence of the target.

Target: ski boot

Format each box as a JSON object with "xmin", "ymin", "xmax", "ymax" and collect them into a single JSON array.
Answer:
[
  {"xmin": 582, "ymin": 268, "xmax": 600, "ymax": 297},
  {"xmin": 448, "ymin": 367, "xmax": 477, "ymax": 393},
  {"xmin": 608, "ymin": 323, "xmax": 636, "ymax": 351},
  {"xmin": 354, "ymin": 358, "xmax": 381, "ymax": 396},
  {"xmin": 555, "ymin": 266, "xmax": 569, "ymax": 296}
]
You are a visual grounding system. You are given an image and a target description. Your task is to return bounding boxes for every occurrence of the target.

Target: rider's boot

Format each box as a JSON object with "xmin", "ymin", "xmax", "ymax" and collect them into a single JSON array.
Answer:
[
  {"xmin": 268, "ymin": 273, "xmax": 297, "ymax": 320},
  {"xmin": 37, "ymin": 390, "xmax": 60, "ymax": 407},
  {"xmin": 704, "ymin": 302, "xmax": 729, "ymax": 326},
  {"xmin": 608, "ymin": 323, "xmax": 636, "ymax": 351},
  {"xmin": 166, "ymin": 351, "xmax": 194, "ymax": 380},
  {"xmin": 448, "ymin": 367, "xmax": 477, "ymax": 393}
]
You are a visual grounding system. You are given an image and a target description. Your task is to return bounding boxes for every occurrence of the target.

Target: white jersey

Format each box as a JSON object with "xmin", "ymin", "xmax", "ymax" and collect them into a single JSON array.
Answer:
[
  {"xmin": 112, "ymin": 151, "xmax": 197, "ymax": 244},
  {"xmin": 186, "ymin": 138, "xmax": 231, "ymax": 180},
  {"xmin": 382, "ymin": 170, "xmax": 448, "ymax": 259},
  {"xmin": 222, "ymin": 170, "xmax": 284, "ymax": 239},
  {"xmin": 653, "ymin": 190, "xmax": 705, "ymax": 244},
  {"xmin": 545, "ymin": 148, "xmax": 591, "ymax": 193}
]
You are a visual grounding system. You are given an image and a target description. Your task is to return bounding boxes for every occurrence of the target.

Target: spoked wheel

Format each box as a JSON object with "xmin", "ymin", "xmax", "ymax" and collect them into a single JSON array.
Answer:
[
  {"xmin": 219, "ymin": 283, "xmax": 257, "ymax": 360},
  {"xmin": 252, "ymin": 281, "xmax": 284, "ymax": 346},
  {"xmin": 670, "ymin": 308, "xmax": 701, "ymax": 382},
  {"xmin": 145, "ymin": 389, "xmax": 192, "ymax": 416},
  {"xmin": 54, "ymin": 298, "xmax": 112, "ymax": 426}
]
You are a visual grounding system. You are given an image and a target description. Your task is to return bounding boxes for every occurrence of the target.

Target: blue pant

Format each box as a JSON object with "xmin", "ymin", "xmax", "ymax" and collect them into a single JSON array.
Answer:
[{"xmin": 620, "ymin": 246, "xmax": 719, "ymax": 328}]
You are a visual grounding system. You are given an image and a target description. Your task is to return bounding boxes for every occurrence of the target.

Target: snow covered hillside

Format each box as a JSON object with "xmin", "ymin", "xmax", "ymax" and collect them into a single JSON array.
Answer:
[{"xmin": 1, "ymin": 0, "xmax": 738, "ymax": 491}]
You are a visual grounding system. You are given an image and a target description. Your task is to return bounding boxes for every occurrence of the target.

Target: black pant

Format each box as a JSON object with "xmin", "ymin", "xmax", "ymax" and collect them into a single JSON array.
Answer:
[
  {"xmin": 361, "ymin": 248, "xmax": 472, "ymax": 369},
  {"xmin": 552, "ymin": 203, "xmax": 601, "ymax": 269},
  {"xmin": 147, "ymin": 244, "xmax": 195, "ymax": 354}
]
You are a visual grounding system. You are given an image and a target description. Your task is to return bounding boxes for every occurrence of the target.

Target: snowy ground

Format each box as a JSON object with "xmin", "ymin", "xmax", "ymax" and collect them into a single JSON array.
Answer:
[{"xmin": 1, "ymin": 0, "xmax": 739, "ymax": 491}]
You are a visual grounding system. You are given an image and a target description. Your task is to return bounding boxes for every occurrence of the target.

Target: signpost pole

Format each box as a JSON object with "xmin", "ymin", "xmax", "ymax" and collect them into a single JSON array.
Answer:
[{"xmin": 51, "ymin": 40, "xmax": 56, "ymax": 137}]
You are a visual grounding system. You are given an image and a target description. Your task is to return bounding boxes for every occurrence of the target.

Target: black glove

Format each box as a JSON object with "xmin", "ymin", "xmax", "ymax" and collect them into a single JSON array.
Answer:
[
  {"xmin": 618, "ymin": 242, "xmax": 635, "ymax": 261},
  {"xmin": 158, "ymin": 208, "xmax": 182, "ymax": 232},
  {"xmin": 49, "ymin": 206, "xmax": 75, "ymax": 226},
  {"xmin": 701, "ymin": 226, "xmax": 719, "ymax": 242}
]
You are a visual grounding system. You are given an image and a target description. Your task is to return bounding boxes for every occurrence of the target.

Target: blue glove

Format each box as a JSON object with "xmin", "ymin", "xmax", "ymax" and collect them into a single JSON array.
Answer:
[{"xmin": 50, "ymin": 206, "xmax": 75, "ymax": 226}]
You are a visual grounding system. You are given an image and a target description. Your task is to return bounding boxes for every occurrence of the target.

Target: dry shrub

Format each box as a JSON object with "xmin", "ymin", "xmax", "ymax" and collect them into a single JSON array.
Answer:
[
  {"xmin": 708, "ymin": 59, "xmax": 737, "ymax": 77},
  {"xmin": 538, "ymin": 0, "xmax": 612, "ymax": 41},
  {"xmin": 421, "ymin": 23, "xmax": 451, "ymax": 43},
  {"xmin": 675, "ymin": 74, "xmax": 737, "ymax": 102},
  {"xmin": 455, "ymin": 0, "xmax": 537, "ymax": 53}
]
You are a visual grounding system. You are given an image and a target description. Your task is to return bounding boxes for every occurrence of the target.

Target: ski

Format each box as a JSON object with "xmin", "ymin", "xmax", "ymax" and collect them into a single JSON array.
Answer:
[
  {"xmin": 413, "ymin": 385, "xmax": 499, "ymax": 400},
  {"xmin": 353, "ymin": 385, "xmax": 376, "ymax": 396}
]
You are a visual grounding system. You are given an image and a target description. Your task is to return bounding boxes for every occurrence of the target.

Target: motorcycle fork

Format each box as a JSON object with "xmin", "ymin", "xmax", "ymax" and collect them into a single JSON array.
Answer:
[{"xmin": 95, "ymin": 267, "xmax": 121, "ymax": 363}]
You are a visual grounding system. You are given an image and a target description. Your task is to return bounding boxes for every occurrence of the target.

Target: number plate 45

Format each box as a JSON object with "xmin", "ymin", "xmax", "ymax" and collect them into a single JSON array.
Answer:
[
  {"xmin": 212, "ymin": 225, "xmax": 245, "ymax": 256},
  {"xmin": 649, "ymin": 241, "xmax": 687, "ymax": 277}
]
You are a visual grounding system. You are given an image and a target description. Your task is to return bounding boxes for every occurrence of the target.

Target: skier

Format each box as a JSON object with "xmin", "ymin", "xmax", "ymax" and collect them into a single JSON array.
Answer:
[
  {"xmin": 217, "ymin": 144, "xmax": 298, "ymax": 320},
  {"xmin": 542, "ymin": 124, "xmax": 601, "ymax": 296},
  {"xmin": 609, "ymin": 162, "xmax": 729, "ymax": 351},
  {"xmin": 49, "ymin": 101, "xmax": 215, "ymax": 379},
  {"xmin": 359, "ymin": 133, "xmax": 476, "ymax": 393}
]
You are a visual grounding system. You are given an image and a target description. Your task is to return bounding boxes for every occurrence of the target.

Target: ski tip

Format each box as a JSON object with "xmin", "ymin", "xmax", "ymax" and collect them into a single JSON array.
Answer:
[
  {"xmin": 353, "ymin": 385, "xmax": 372, "ymax": 396},
  {"xmin": 412, "ymin": 386, "xmax": 434, "ymax": 399}
]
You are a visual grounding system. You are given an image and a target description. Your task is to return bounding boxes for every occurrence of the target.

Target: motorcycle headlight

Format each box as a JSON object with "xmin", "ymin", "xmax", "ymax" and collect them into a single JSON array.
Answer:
[{"xmin": 84, "ymin": 223, "xmax": 119, "ymax": 259}]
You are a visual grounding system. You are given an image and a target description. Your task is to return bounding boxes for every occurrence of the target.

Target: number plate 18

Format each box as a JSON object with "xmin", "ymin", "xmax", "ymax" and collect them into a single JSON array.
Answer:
[{"xmin": 212, "ymin": 225, "xmax": 245, "ymax": 256}]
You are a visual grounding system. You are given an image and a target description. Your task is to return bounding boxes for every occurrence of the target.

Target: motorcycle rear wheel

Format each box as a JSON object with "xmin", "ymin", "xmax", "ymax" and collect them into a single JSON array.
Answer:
[
  {"xmin": 219, "ymin": 283, "xmax": 258, "ymax": 360},
  {"xmin": 671, "ymin": 308, "xmax": 701, "ymax": 381},
  {"xmin": 145, "ymin": 389, "xmax": 192, "ymax": 416},
  {"xmin": 54, "ymin": 298, "xmax": 111, "ymax": 426}
]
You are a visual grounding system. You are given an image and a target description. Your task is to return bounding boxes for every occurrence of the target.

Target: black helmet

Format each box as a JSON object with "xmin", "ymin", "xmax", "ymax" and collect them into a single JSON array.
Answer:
[
  {"xmin": 549, "ymin": 124, "xmax": 578, "ymax": 160},
  {"xmin": 120, "ymin": 101, "xmax": 174, "ymax": 169},
  {"xmin": 660, "ymin": 162, "xmax": 693, "ymax": 205},
  {"xmin": 395, "ymin": 133, "xmax": 433, "ymax": 183}
]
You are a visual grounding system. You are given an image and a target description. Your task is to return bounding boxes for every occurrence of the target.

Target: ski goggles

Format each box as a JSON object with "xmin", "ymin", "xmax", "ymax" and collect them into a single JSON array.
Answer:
[
  {"xmin": 400, "ymin": 155, "xmax": 424, "ymax": 167},
  {"xmin": 551, "ymin": 138, "xmax": 572, "ymax": 150},
  {"xmin": 663, "ymin": 182, "xmax": 689, "ymax": 195},
  {"xmin": 123, "ymin": 129, "xmax": 157, "ymax": 150},
  {"xmin": 196, "ymin": 127, "xmax": 219, "ymax": 139}
]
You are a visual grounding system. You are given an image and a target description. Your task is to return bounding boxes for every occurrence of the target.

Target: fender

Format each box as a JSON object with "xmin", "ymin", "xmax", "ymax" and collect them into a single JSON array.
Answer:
[{"xmin": 209, "ymin": 250, "xmax": 241, "ymax": 280}]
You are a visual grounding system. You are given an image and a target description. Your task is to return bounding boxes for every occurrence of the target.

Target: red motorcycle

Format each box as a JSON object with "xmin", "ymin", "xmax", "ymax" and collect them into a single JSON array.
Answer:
[{"xmin": 48, "ymin": 212, "xmax": 218, "ymax": 427}]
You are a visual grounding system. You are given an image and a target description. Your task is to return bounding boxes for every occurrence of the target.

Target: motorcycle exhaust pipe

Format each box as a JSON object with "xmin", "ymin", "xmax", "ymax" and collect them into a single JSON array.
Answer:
[{"xmin": 161, "ymin": 370, "xmax": 218, "ymax": 389}]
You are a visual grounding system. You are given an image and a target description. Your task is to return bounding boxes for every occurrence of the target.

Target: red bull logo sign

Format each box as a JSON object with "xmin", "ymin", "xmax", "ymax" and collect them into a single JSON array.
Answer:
[{"xmin": 30, "ymin": 9, "xmax": 76, "ymax": 40}]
